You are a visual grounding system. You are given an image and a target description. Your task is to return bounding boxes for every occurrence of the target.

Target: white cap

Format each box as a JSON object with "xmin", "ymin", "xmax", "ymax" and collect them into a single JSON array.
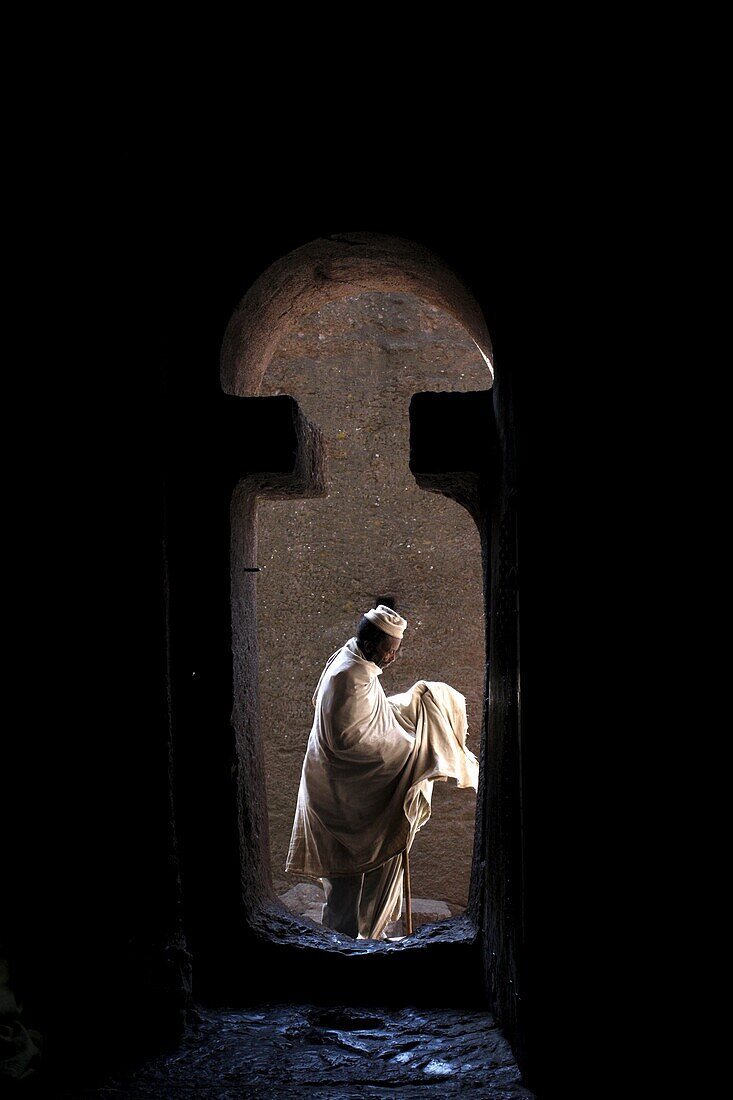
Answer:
[{"xmin": 364, "ymin": 604, "xmax": 408, "ymax": 639}]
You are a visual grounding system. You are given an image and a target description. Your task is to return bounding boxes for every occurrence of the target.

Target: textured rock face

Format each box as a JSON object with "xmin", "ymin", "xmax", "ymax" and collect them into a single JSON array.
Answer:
[
  {"xmin": 61, "ymin": 1005, "xmax": 535, "ymax": 1098},
  {"xmin": 278, "ymin": 881, "xmax": 326, "ymax": 925},
  {"xmin": 257, "ymin": 292, "xmax": 490, "ymax": 914}
]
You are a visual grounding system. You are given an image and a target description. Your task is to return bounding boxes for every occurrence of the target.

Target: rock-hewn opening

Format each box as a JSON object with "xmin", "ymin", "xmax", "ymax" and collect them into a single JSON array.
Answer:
[
  {"xmin": 220, "ymin": 233, "xmax": 498, "ymax": 969},
  {"xmin": 255, "ymin": 292, "xmax": 490, "ymax": 932}
]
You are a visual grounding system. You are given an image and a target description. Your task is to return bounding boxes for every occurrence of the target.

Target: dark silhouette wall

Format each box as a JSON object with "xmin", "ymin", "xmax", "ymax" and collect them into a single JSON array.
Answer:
[{"xmin": 5, "ymin": 186, "xmax": 614, "ymax": 1100}]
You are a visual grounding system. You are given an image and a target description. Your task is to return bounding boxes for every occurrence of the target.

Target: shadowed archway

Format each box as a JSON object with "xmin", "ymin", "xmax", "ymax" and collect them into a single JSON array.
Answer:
[
  {"xmin": 216, "ymin": 235, "xmax": 495, "ymax": 938},
  {"xmin": 167, "ymin": 233, "xmax": 523, "ymax": 1066}
]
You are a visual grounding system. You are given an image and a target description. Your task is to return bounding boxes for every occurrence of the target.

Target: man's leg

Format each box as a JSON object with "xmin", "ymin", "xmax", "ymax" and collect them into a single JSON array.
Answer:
[
  {"xmin": 321, "ymin": 873, "xmax": 363, "ymax": 938},
  {"xmin": 358, "ymin": 853, "xmax": 404, "ymax": 940}
]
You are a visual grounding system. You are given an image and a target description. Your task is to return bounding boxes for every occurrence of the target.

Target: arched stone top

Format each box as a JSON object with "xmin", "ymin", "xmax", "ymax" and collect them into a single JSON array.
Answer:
[{"xmin": 221, "ymin": 232, "xmax": 494, "ymax": 395}]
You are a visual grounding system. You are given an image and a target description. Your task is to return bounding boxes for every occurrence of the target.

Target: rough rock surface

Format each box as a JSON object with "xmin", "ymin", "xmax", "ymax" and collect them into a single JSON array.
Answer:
[{"xmin": 61, "ymin": 1004, "xmax": 535, "ymax": 1098}]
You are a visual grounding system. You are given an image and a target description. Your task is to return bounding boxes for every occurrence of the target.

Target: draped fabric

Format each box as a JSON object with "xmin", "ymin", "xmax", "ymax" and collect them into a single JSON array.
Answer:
[
  {"xmin": 285, "ymin": 638, "xmax": 479, "ymax": 881},
  {"xmin": 321, "ymin": 853, "xmax": 405, "ymax": 940}
]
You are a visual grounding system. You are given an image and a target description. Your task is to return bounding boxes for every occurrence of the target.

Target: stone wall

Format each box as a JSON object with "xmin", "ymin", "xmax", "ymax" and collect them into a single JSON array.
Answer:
[{"xmin": 256, "ymin": 292, "xmax": 490, "ymax": 913}]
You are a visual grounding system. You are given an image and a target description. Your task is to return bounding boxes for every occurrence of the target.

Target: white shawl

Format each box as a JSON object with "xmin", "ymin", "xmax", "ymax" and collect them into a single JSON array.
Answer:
[{"xmin": 285, "ymin": 638, "xmax": 479, "ymax": 878}]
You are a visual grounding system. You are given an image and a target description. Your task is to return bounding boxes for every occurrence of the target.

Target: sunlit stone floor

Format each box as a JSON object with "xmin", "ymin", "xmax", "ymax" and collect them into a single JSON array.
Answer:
[{"xmin": 61, "ymin": 1004, "xmax": 535, "ymax": 1098}]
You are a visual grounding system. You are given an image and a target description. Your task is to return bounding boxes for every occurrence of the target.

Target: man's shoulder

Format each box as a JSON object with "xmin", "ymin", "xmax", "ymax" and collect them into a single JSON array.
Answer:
[
  {"xmin": 330, "ymin": 658, "xmax": 370, "ymax": 683},
  {"xmin": 324, "ymin": 648, "xmax": 372, "ymax": 689}
]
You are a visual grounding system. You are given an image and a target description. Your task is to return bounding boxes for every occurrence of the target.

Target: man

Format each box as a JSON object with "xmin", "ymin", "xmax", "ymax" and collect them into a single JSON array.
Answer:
[{"xmin": 285, "ymin": 604, "xmax": 479, "ymax": 940}]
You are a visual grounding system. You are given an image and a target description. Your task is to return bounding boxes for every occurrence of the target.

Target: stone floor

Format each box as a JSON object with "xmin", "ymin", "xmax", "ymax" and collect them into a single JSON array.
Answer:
[
  {"xmin": 277, "ymin": 880, "xmax": 455, "ymax": 936},
  {"xmin": 57, "ymin": 1004, "xmax": 536, "ymax": 1098}
]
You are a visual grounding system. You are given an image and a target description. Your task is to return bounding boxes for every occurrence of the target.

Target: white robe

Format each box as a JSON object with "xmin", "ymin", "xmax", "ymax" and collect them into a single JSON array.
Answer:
[{"xmin": 285, "ymin": 638, "xmax": 479, "ymax": 880}]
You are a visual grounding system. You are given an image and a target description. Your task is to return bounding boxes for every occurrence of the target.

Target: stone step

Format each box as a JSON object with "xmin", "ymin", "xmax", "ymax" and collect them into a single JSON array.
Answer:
[{"xmin": 278, "ymin": 884, "xmax": 455, "ymax": 932}]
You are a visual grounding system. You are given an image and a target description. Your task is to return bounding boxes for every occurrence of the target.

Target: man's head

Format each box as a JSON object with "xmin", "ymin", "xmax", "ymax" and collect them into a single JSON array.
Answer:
[{"xmin": 356, "ymin": 604, "xmax": 407, "ymax": 668}]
